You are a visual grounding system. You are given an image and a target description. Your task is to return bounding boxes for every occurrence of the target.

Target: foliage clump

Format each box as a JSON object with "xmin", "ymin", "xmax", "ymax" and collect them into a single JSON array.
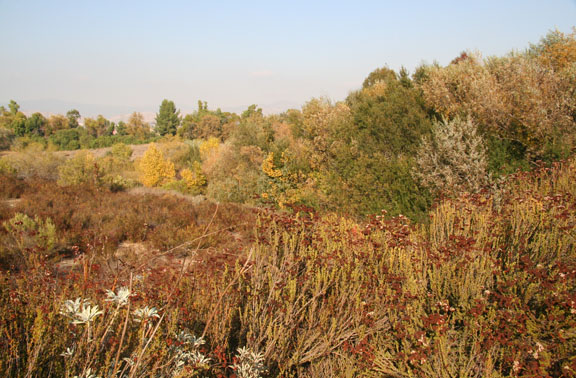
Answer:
[
  {"xmin": 420, "ymin": 35, "xmax": 576, "ymax": 163},
  {"xmin": 180, "ymin": 161, "xmax": 206, "ymax": 193},
  {"xmin": 57, "ymin": 152, "xmax": 102, "ymax": 187},
  {"xmin": 137, "ymin": 143, "xmax": 176, "ymax": 187},
  {"xmin": 414, "ymin": 117, "xmax": 490, "ymax": 195},
  {"xmin": 2, "ymin": 212, "xmax": 57, "ymax": 267}
]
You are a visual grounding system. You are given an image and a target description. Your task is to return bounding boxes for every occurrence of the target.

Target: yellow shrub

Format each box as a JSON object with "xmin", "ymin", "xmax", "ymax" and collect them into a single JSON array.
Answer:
[
  {"xmin": 0, "ymin": 157, "xmax": 16, "ymax": 175},
  {"xmin": 138, "ymin": 143, "xmax": 175, "ymax": 187},
  {"xmin": 181, "ymin": 161, "xmax": 207, "ymax": 191},
  {"xmin": 262, "ymin": 152, "xmax": 282, "ymax": 178},
  {"xmin": 199, "ymin": 137, "xmax": 220, "ymax": 160}
]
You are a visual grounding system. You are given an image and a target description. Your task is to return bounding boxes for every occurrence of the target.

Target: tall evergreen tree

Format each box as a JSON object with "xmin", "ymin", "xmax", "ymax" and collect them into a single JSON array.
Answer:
[{"xmin": 155, "ymin": 99, "xmax": 180, "ymax": 136}]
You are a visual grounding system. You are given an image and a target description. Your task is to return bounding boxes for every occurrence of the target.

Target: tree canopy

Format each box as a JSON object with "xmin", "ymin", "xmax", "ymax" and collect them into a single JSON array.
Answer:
[{"xmin": 155, "ymin": 99, "xmax": 180, "ymax": 136}]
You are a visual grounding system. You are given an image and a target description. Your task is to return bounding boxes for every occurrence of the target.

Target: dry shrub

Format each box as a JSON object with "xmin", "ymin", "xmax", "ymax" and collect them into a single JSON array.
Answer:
[
  {"xmin": 203, "ymin": 143, "xmax": 267, "ymax": 203},
  {"xmin": 3, "ymin": 145, "xmax": 64, "ymax": 180},
  {"xmin": 12, "ymin": 179, "xmax": 254, "ymax": 265},
  {"xmin": 0, "ymin": 173, "xmax": 25, "ymax": 199},
  {"xmin": 414, "ymin": 117, "xmax": 490, "ymax": 195},
  {"xmin": 2, "ymin": 212, "xmax": 57, "ymax": 268},
  {"xmin": 421, "ymin": 52, "xmax": 576, "ymax": 160}
]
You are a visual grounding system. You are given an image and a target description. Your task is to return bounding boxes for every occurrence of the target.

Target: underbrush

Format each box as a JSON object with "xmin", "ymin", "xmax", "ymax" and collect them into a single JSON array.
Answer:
[
  {"xmin": 0, "ymin": 160, "xmax": 575, "ymax": 377},
  {"xmin": 0, "ymin": 176, "xmax": 254, "ymax": 270}
]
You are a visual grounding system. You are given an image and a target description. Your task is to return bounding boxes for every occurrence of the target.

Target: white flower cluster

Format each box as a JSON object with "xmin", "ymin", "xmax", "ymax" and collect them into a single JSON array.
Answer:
[
  {"xmin": 105, "ymin": 287, "xmax": 132, "ymax": 306},
  {"xmin": 73, "ymin": 368, "xmax": 100, "ymax": 378},
  {"xmin": 60, "ymin": 298, "xmax": 103, "ymax": 325},
  {"xmin": 171, "ymin": 330, "xmax": 211, "ymax": 372},
  {"xmin": 132, "ymin": 306, "xmax": 160, "ymax": 323},
  {"xmin": 232, "ymin": 346, "xmax": 267, "ymax": 378}
]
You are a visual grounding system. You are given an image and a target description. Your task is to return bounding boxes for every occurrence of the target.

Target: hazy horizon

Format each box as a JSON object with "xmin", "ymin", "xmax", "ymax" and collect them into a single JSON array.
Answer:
[{"xmin": 1, "ymin": 0, "xmax": 575, "ymax": 118}]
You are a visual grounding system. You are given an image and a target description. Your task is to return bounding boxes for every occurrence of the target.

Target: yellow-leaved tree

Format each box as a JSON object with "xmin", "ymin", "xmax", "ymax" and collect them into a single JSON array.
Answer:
[{"xmin": 138, "ymin": 143, "xmax": 175, "ymax": 187}]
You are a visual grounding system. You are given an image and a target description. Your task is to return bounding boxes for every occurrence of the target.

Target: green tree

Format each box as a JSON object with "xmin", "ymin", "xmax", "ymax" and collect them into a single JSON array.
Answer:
[
  {"xmin": 66, "ymin": 109, "xmax": 81, "ymax": 128},
  {"xmin": 49, "ymin": 128, "xmax": 81, "ymax": 150},
  {"xmin": 178, "ymin": 114, "xmax": 197, "ymax": 139},
  {"xmin": 8, "ymin": 100, "xmax": 20, "ymax": 115},
  {"xmin": 362, "ymin": 67, "xmax": 397, "ymax": 88},
  {"xmin": 11, "ymin": 114, "xmax": 28, "ymax": 137},
  {"xmin": 241, "ymin": 104, "xmax": 263, "ymax": 119},
  {"xmin": 348, "ymin": 67, "xmax": 432, "ymax": 157},
  {"xmin": 116, "ymin": 121, "xmax": 127, "ymax": 136},
  {"xmin": 24, "ymin": 113, "xmax": 47, "ymax": 136},
  {"xmin": 126, "ymin": 112, "xmax": 151, "ymax": 138},
  {"xmin": 155, "ymin": 99, "xmax": 180, "ymax": 136},
  {"xmin": 84, "ymin": 115, "xmax": 111, "ymax": 137}
]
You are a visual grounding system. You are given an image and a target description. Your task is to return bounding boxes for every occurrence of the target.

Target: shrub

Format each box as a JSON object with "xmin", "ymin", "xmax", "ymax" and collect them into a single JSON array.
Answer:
[
  {"xmin": 420, "ymin": 52, "xmax": 576, "ymax": 161},
  {"xmin": 156, "ymin": 139, "xmax": 201, "ymax": 171},
  {"xmin": 0, "ymin": 126, "xmax": 14, "ymax": 150},
  {"xmin": 107, "ymin": 143, "xmax": 133, "ymax": 160},
  {"xmin": 414, "ymin": 117, "xmax": 490, "ymax": 195},
  {"xmin": 2, "ymin": 212, "xmax": 57, "ymax": 268},
  {"xmin": 180, "ymin": 161, "xmax": 207, "ymax": 194},
  {"xmin": 57, "ymin": 152, "xmax": 102, "ymax": 187},
  {"xmin": 3, "ymin": 145, "xmax": 64, "ymax": 180},
  {"xmin": 204, "ymin": 143, "xmax": 267, "ymax": 203},
  {"xmin": 199, "ymin": 137, "xmax": 220, "ymax": 160},
  {"xmin": 0, "ymin": 157, "xmax": 16, "ymax": 176},
  {"xmin": 137, "ymin": 143, "xmax": 176, "ymax": 187}
]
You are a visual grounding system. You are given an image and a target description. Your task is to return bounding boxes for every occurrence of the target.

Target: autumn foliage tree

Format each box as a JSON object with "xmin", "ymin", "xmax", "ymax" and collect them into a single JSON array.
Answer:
[
  {"xmin": 138, "ymin": 143, "xmax": 175, "ymax": 187},
  {"xmin": 530, "ymin": 28, "xmax": 576, "ymax": 71},
  {"xmin": 126, "ymin": 112, "xmax": 151, "ymax": 138}
]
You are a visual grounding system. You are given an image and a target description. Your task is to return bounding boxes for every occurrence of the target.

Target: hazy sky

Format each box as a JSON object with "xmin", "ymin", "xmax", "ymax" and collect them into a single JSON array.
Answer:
[{"xmin": 1, "ymin": 0, "xmax": 575, "ymax": 116}]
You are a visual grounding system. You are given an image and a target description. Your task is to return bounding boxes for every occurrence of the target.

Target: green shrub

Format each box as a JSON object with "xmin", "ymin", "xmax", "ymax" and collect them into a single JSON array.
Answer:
[
  {"xmin": 2, "ymin": 212, "xmax": 57, "ymax": 268},
  {"xmin": 49, "ymin": 128, "xmax": 81, "ymax": 150},
  {"xmin": 0, "ymin": 157, "xmax": 16, "ymax": 176},
  {"xmin": 107, "ymin": 142, "xmax": 133, "ymax": 160},
  {"xmin": 57, "ymin": 152, "xmax": 102, "ymax": 187}
]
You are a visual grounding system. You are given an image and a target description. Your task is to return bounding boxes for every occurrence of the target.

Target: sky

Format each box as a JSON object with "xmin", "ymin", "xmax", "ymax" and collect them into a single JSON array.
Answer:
[{"xmin": 0, "ymin": 0, "xmax": 575, "ymax": 117}]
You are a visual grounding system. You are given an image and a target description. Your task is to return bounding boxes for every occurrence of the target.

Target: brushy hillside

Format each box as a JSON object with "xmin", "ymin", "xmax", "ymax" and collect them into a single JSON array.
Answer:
[{"xmin": 0, "ymin": 157, "xmax": 574, "ymax": 377}]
